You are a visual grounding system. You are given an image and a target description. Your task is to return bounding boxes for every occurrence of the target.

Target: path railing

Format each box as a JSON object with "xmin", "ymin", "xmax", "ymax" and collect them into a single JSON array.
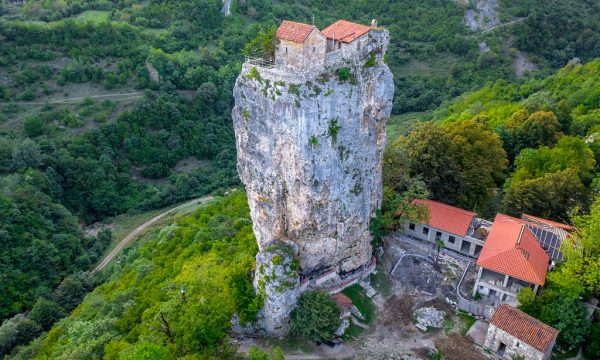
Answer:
[{"xmin": 245, "ymin": 56, "xmax": 275, "ymax": 68}]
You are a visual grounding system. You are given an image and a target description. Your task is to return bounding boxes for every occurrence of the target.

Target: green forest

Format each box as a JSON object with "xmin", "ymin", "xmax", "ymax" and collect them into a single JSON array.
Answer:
[
  {"xmin": 7, "ymin": 192, "xmax": 261, "ymax": 359},
  {"xmin": 380, "ymin": 59, "xmax": 600, "ymax": 357},
  {"xmin": 1, "ymin": 0, "xmax": 599, "ymax": 358}
]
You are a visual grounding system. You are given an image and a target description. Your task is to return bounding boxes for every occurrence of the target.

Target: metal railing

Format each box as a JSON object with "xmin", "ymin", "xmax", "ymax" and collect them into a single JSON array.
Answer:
[{"xmin": 245, "ymin": 56, "xmax": 275, "ymax": 68}]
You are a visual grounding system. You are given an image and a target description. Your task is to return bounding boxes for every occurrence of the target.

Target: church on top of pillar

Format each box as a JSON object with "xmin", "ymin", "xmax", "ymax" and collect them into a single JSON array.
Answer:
[{"xmin": 274, "ymin": 19, "xmax": 386, "ymax": 70}]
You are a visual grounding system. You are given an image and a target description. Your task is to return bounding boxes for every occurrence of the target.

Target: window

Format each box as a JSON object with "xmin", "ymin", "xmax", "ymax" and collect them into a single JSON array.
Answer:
[
  {"xmin": 409, "ymin": 223, "xmax": 415, "ymax": 231},
  {"xmin": 435, "ymin": 231, "xmax": 442, "ymax": 240},
  {"xmin": 422, "ymin": 227, "xmax": 429, "ymax": 235},
  {"xmin": 449, "ymin": 236, "xmax": 456, "ymax": 244},
  {"xmin": 313, "ymin": 46, "xmax": 315, "ymax": 52},
  {"xmin": 285, "ymin": 47, "xmax": 288, "ymax": 54}
]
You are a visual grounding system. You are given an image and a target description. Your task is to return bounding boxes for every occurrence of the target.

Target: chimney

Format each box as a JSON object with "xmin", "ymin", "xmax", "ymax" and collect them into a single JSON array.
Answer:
[{"xmin": 371, "ymin": 19, "xmax": 377, "ymax": 28}]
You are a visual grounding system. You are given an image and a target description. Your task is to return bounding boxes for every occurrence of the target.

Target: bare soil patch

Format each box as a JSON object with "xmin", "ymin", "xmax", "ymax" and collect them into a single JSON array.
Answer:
[
  {"xmin": 435, "ymin": 333, "xmax": 486, "ymax": 360},
  {"xmin": 382, "ymin": 294, "xmax": 414, "ymax": 329}
]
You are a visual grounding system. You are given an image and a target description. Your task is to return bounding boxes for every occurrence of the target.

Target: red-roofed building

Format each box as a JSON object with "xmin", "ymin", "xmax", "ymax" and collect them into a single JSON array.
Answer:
[
  {"xmin": 272, "ymin": 19, "xmax": 385, "ymax": 70},
  {"xmin": 276, "ymin": 20, "xmax": 317, "ymax": 43},
  {"xmin": 403, "ymin": 199, "xmax": 490, "ymax": 257},
  {"xmin": 274, "ymin": 20, "xmax": 327, "ymax": 69},
  {"xmin": 484, "ymin": 304, "xmax": 558, "ymax": 360},
  {"xmin": 474, "ymin": 214, "xmax": 550, "ymax": 304},
  {"xmin": 521, "ymin": 214, "xmax": 573, "ymax": 262}
]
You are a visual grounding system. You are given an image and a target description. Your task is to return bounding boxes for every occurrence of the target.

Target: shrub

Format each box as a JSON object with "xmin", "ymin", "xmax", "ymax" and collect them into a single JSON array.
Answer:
[
  {"xmin": 291, "ymin": 290, "xmax": 340, "ymax": 342},
  {"xmin": 28, "ymin": 298, "xmax": 64, "ymax": 331},
  {"xmin": 336, "ymin": 67, "xmax": 351, "ymax": 82},
  {"xmin": 364, "ymin": 51, "xmax": 377, "ymax": 68},
  {"xmin": 248, "ymin": 345, "xmax": 284, "ymax": 360},
  {"xmin": 24, "ymin": 116, "xmax": 44, "ymax": 137},
  {"xmin": 242, "ymin": 26, "xmax": 278, "ymax": 60},
  {"xmin": 328, "ymin": 119, "xmax": 341, "ymax": 143},
  {"xmin": 583, "ymin": 321, "xmax": 600, "ymax": 359}
]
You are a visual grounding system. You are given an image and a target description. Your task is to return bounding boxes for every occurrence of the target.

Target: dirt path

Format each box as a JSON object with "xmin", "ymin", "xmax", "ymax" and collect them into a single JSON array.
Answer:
[
  {"xmin": 464, "ymin": 17, "xmax": 526, "ymax": 39},
  {"xmin": 91, "ymin": 196, "xmax": 213, "ymax": 274},
  {"xmin": 480, "ymin": 17, "xmax": 525, "ymax": 33},
  {"xmin": 10, "ymin": 91, "xmax": 144, "ymax": 106}
]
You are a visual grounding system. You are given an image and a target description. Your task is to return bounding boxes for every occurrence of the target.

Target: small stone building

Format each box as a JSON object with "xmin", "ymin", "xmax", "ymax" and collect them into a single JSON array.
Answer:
[
  {"xmin": 274, "ymin": 20, "xmax": 327, "ymax": 70},
  {"xmin": 321, "ymin": 20, "xmax": 374, "ymax": 56},
  {"xmin": 484, "ymin": 304, "xmax": 558, "ymax": 360},
  {"xmin": 273, "ymin": 19, "xmax": 385, "ymax": 71},
  {"xmin": 474, "ymin": 214, "xmax": 549, "ymax": 305}
]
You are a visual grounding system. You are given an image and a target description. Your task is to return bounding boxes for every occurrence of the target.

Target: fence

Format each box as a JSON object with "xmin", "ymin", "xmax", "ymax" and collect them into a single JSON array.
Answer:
[
  {"xmin": 458, "ymin": 298, "xmax": 495, "ymax": 319},
  {"xmin": 456, "ymin": 260, "xmax": 496, "ymax": 319},
  {"xmin": 245, "ymin": 56, "xmax": 275, "ymax": 68}
]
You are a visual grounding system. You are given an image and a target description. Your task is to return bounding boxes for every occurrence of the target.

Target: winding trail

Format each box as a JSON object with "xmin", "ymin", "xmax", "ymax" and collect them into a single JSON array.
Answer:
[
  {"xmin": 9, "ymin": 91, "xmax": 144, "ymax": 106},
  {"xmin": 91, "ymin": 195, "xmax": 213, "ymax": 275},
  {"xmin": 480, "ymin": 17, "xmax": 525, "ymax": 34},
  {"xmin": 465, "ymin": 17, "xmax": 526, "ymax": 38}
]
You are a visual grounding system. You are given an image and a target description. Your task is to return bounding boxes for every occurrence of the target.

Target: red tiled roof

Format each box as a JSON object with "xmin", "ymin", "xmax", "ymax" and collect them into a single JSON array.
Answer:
[
  {"xmin": 412, "ymin": 199, "xmax": 477, "ymax": 237},
  {"xmin": 477, "ymin": 214, "xmax": 549, "ymax": 286},
  {"xmin": 491, "ymin": 304, "xmax": 558, "ymax": 353},
  {"xmin": 521, "ymin": 214, "xmax": 574, "ymax": 231},
  {"xmin": 330, "ymin": 293, "xmax": 353, "ymax": 310},
  {"xmin": 321, "ymin": 20, "xmax": 372, "ymax": 43},
  {"xmin": 276, "ymin": 20, "xmax": 316, "ymax": 43}
]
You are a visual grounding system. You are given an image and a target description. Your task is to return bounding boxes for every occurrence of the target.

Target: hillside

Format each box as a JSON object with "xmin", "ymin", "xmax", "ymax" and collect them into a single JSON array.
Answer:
[
  {"xmin": 383, "ymin": 59, "xmax": 599, "ymax": 223},
  {"xmin": 9, "ymin": 191, "xmax": 260, "ymax": 359},
  {"xmin": 1, "ymin": 0, "xmax": 599, "ymax": 357}
]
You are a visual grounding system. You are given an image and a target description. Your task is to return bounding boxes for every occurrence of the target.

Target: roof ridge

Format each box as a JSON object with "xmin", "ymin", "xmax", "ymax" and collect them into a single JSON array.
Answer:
[
  {"xmin": 522, "ymin": 213, "xmax": 574, "ymax": 230},
  {"xmin": 495, "ymin": 304, "xmax": 559, "ymax": 333},
  {"xmin": 516, "ymin": 224, "xmax": 525, "ymax": 248},
  {"xmin": 418, "ymin": 199, "xmax": 477, "ymax": 215}
]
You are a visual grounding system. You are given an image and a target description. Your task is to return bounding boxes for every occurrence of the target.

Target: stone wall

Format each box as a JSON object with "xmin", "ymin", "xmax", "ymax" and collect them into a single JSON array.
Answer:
[
  {"xmin": 324, "ymin": 29, "xmax": 389, "ymax": 70},
  {"xmin": 484, "ymin": 324, "xmax": 553, "ymax": 360},
  {"xmin": 275, "ymin": 29, "xmax": 327, "ymax": 71}
]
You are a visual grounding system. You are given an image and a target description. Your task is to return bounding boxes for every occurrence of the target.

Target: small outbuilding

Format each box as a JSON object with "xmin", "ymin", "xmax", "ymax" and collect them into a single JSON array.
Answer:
[
  {"xmin": 274, "ymin": 20, "xmax": 327, "ymax": 70},
  {"xmin": 484, "ymin": 304, "xmax": 558, "ymax": 360}
]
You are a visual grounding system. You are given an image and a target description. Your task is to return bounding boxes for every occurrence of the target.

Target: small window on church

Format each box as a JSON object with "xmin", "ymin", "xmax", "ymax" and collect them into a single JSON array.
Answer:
[
  {"xmin": 357, "ymin": 42, "xmax": 361, "ymax": 51},
  {"xmin": 285, "ymin": 47, "xmax": 288, "ymax": 54},
  {"xmin": 313, "ymin": 46, "xmax": 315, "ymax": 52}
]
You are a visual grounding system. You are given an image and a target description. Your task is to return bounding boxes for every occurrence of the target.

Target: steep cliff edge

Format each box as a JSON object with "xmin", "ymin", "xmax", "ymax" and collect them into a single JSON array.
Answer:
[{"xmin": 232, "ymin": 33, "xmax": 393, "ymax": 277}]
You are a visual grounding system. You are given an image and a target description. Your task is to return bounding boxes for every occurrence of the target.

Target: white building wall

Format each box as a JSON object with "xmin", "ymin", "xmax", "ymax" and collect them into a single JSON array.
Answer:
[{"xmin": 402, "ymin": 221, "xmax": 482, "ymax": 256}]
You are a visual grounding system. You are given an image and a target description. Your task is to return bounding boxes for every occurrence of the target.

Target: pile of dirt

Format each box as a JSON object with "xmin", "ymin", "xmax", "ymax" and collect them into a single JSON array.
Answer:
[
  {"xmin": 382, "ymin": 294, "xmax": 414, "ymax": 330},
  {"xmin": 435, "ymin": 334, "xmax": 486, "ymax": 360}
]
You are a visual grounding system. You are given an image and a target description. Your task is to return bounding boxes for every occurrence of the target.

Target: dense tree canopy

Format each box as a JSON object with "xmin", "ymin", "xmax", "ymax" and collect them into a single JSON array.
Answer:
[
  {"xmin": 291, "ymin": 291, "xmax": 341, "ymax": 343},
  {"xmin": 10, "ymin": 192, "xmax": 260, "ymax": 359}
]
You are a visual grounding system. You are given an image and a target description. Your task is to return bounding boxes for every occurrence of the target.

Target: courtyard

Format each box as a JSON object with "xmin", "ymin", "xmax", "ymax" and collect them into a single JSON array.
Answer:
[{"xmin": 240, "ymin": 234, "xmax": 490, "ymax": 359}]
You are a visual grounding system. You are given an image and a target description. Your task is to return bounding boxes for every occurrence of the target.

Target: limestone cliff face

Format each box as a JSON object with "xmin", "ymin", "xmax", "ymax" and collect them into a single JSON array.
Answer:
[{"xmin": 232, "ymin": 32, "xmax": 393, "ymax": 277}]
